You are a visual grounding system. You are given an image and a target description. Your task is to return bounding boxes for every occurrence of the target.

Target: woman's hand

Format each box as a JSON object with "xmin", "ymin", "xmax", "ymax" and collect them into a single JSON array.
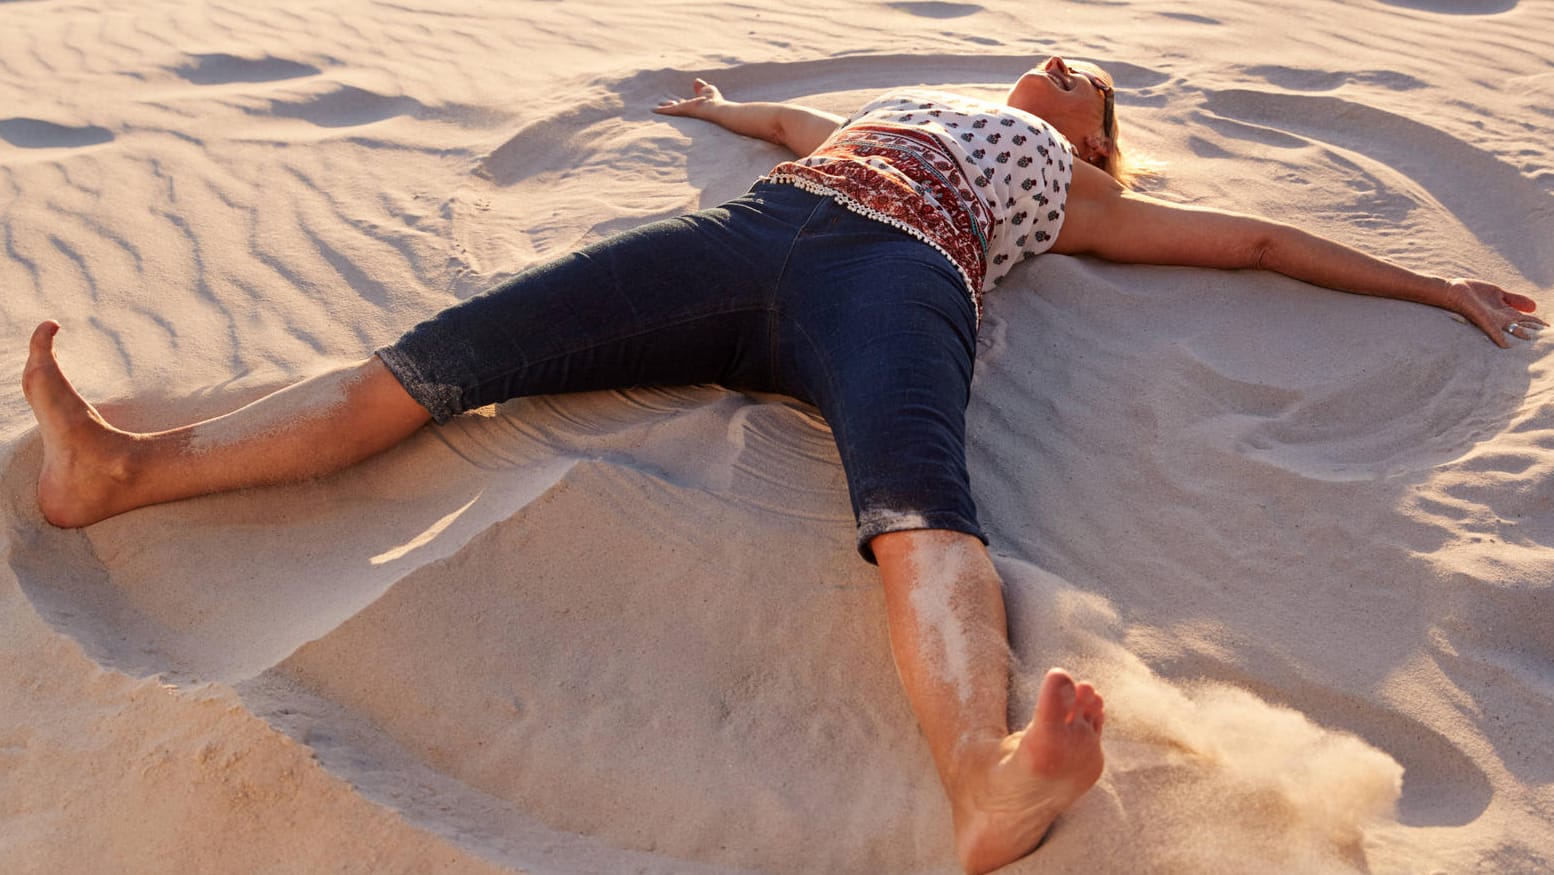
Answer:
[
  {"xmin": 653, "ymin": 78, "xmax": 724, "ymax": 120},
  {"xmin": 1445, "ymin": 278, "xmax": 1548, "ymax": 348},
  {"xmin": 650, "ymin": 79, "xmax": 843, "ymax": 156}
]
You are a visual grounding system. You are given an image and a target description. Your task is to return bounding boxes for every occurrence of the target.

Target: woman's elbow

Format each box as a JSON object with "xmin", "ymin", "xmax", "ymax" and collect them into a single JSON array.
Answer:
[
  {"xmin": 766, "ymin": 120, "xmax": 793, "ymax": 151},
  {"xmin": 1249, "ymin": 235, "xmax": 1274, "ymax": 272},
  {"xmin": 1246, "ymin": 224, "xmax": 1290, "ymax": 272}
]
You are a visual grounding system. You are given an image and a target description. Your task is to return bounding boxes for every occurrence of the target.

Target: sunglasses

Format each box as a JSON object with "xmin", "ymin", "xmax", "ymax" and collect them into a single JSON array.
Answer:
[{"xmin": 1078, "ymin": 71, "xmax": 1116, "ymax": 138}]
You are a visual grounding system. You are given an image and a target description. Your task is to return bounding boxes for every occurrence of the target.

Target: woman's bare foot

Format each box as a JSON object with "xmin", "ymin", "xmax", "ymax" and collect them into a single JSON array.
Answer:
[
  {"xmin": 952, "ymin": 669, "xmax": 1106, "ymax": 874},
  {"xmin": 21, "ymin": 321, "xmax": 139, "ymax": 527}
]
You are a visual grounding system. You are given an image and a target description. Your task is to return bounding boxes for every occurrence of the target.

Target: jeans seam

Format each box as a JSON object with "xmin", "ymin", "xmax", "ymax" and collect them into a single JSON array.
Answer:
[{"xmin": 769, "ymin": 194, "xmax": 832, "ymax": 388}]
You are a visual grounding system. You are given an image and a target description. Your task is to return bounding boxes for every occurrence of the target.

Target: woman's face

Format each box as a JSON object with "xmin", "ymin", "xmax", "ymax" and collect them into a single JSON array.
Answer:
[{"xmin": 1006, "ymin": 56, "xmax": 1114, "ymax": 163}]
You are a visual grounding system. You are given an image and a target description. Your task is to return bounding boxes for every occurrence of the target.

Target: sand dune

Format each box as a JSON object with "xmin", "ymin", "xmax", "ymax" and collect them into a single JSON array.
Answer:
[{"xmin": 4, "ymin": 0, "xmax": 1554, "ymax": 872}]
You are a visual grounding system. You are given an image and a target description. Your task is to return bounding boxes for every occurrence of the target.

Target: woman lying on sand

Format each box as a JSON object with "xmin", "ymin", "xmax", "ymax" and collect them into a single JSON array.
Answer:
[{"xmin": 23, "ymin": 55, "xmax": 1544, "ymax": 874}]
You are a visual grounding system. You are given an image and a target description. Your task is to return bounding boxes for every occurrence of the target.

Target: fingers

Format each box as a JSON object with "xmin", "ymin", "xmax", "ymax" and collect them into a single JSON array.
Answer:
[
  {"xmin": 1505, "ymin": 321, "xmax": 1545, "ymax": 342},
  {"xmin": 1482, "ymin": 316, "xmax": 1546, "ymax": 347},
  {"xmin": 1450, "ymin": 278, "xmax": 1547, "ymax": 347},
  {"xmin": 1477, "ymin": 312, "xmax": 1512, "ymax": 348},
  {"xmin": 1505, "ymin": 291, "xmax": 1541, "ymax": 313},
  {"xmin": 651, "ymin": 78, "xmax": 719, "ymax": 116},
  {"xmin": 652, "ymin": 99, "xmax": 699, "ymax": 116},
  {"xmin": 1456, "ymin": 302, "xmax": 1509, "ymax": 348}
]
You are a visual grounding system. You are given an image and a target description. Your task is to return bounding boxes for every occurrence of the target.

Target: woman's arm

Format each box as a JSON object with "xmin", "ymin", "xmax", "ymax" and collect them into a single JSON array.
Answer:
[
  {"xmin": 1055, "ymin": 162, "xmax": 1546, "ymax": 347},
  {"xmin": 653, "ymin": 79, "xmax": 843, "ymax": 157}
]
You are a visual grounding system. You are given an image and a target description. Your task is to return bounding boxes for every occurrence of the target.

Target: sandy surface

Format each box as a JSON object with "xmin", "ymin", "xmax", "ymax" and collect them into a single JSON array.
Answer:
[{"xmin": 4, "ymin": 0, "xmax": 1553, "ymax": 872}]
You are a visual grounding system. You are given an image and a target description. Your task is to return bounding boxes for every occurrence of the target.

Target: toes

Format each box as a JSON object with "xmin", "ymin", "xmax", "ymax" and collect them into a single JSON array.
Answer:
[
  {"xmin": 28, "ymin": 320, "xmax": 61, "ymax": 360},
  {"xmin": 23, "ymin": 321, "xmax": 63, "ymax": 401},
  {"xmin": 1071, "ymin": 683, "xmax": 1105, "ymax": 733},
  {"xmin": 1080, "ymin": 691, "xmax": 1105, "ymax": 733},
  {"xmin": 1073, "ymin": 684, "xmax": 1094, "ymax": 714},
  {"xmin": 1074, "ymin": 684, "xmax": 1097, "ymax": 715},
  {"xmin": 1035, "ymin": 669, "xmax": 1108, "ymax": 734},
  {"xmin": 1035, "ymin": 668, "xmax": 1078, "ymax": 725},
  {"xmin": 24, "ymin": 321, "xmax": 61, "ymax": 379}
]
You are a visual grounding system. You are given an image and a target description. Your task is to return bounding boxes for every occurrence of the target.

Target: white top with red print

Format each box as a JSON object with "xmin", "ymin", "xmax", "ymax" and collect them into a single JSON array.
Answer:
[{"xmin": 765, "ymin": 88, "xmax": 1075, "ymax": 321}]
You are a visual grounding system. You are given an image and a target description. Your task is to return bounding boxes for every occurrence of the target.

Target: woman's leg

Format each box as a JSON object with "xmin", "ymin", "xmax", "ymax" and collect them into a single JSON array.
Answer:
[
  {"xmin": 23, "ymin": 183, "xmax": 822, "ymax": 528},
  {"xmin": 770, "ymin": 202, "xmax": 1105, "ymax": 872},
  {"xmin": 23, "ymin": 321, "xmax": 430, "ymax": 527},
  {"xmin": 872, "ymin": 529, "xmax": 1104, "ymax": 875}
]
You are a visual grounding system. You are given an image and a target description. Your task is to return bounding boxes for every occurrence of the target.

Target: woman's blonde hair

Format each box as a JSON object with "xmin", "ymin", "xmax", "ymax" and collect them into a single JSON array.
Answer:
[
  {"xmin": 1101, "ymin": 139, "xmax": 1136, "ymax": 188},
  {"xmin": 1096, "ymin": 116, "xmax": 1158, "ymax": 189},
  {"xmin": 1084, "ymin": 67, "xmax": 1156, "ymax": 189}
]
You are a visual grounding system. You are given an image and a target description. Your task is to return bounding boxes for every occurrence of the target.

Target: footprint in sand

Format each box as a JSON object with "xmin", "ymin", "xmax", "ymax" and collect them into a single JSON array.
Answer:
[
  {"xmin": 1374, "ymin": 0, "xmax": 1517, "ymax": 13},
  {"xmin": 1242, "ymin": 64, "xmax": 1428, "ymax": 92},
  {"xmin": 265, "ymin": 85, "xmax": 428, "ymax": 128},
  {"xmin": 885, "ymin": 1, "xmax": 985, "ymax": 18},
  {"xmin": 1157, "ymin": 11, "xmax": 1222, "ymax": 24},
  {"xmin": 174, "ymin": 54, "xmax": 427, "ymax": 131},
  {"xmin": 173, "ymin": 52, "xmax": 321, "ymax": 85},
  {"xmin": 0, "ymin": 117, "xmax": 113, "ymax": 149}
]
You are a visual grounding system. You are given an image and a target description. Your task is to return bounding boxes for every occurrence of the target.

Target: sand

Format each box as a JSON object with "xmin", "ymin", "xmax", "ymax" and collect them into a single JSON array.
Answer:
[{"xmin": 4, "ymin": 0, "xmax": 1553, "ymax": 872}]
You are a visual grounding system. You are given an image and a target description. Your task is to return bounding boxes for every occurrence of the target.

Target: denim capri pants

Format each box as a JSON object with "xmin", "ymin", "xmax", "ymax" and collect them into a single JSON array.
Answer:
[{"xmin": 377, "ymin": 180, "xmax": 989, "ymax": 563}]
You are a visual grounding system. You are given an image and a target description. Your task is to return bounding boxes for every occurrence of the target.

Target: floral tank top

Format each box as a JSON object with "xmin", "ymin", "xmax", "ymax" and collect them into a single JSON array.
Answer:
[{"xmin": 764, "ymin": 88, "xmax": 1075, "ymax": 321}]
